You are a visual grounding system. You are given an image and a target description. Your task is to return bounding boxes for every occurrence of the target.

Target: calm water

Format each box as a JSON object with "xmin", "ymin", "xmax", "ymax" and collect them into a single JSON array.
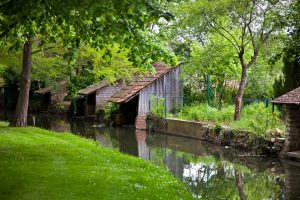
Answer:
[{"xmin": 3, "ymin": 114, "xmax": 300, "ymax": 200}]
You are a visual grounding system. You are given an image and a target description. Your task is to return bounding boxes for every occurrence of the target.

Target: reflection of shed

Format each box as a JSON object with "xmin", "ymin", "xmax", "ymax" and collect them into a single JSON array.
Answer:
[
  {"xmin": 272, "ymin": 86, "xmax": 300, "ymax": 159},
  {"xmin": 77, "ymin": 80, "xmax": 124, "ymax": 117},
  {"xmin": 35, "ymin": 81, "xmax": 67, "ymax": 111},
  {"xmin": 109, "ymin": 61, "xmax": 183, "ymax": 129}
]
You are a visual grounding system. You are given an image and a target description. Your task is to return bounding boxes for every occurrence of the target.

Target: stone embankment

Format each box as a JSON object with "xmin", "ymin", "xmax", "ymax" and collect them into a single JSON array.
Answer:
[{"xmin": 146, "ymin": 115, "xmax": 285, "ymax": 155}]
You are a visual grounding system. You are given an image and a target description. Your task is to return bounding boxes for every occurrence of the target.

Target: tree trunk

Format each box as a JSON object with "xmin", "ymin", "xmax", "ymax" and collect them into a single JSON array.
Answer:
[
  {"xmin": 234, "ymin": 65, "xmax": 247, "ymax": 120},
  {"xmin": 11, "ymin": 37, "xmax": 33, "ymax": 127},
  {"xmin": 235, "ymin": 171, "xmax": 246, "ymax": 200}
]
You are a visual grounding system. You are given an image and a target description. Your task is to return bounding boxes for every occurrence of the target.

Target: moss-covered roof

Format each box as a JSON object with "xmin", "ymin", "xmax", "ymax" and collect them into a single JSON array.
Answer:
[{"xmin": 77, "ymin": 80, "xmax": 110, "ymax": 95}]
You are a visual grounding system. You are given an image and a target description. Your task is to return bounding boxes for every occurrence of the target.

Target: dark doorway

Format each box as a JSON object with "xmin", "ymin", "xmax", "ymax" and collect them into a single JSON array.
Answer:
[
  {"xmin": 85, "ymin": 92, "xmax": 96, "ymax": 116},
  {"xmin": 74, "ymin": 96, "xmax": 85, "ymax": 116},
  {"xmin": 40, "ymin": 92, "xmax": 51, "ymax": 111},
  {"xmin": 120, "ymin": 95, "xmax": 139, "ymax": 124}
]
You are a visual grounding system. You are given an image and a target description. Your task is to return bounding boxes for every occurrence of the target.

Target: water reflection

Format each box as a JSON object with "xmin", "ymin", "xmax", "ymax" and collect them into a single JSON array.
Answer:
[{"xmin": 2, "ymin": 114, "xmax": 300, "ymax": 200}]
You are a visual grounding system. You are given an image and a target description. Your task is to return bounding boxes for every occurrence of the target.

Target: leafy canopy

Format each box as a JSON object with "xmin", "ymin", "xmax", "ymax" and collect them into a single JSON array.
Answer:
[{"xmin": 0, "ymin": 0, "xmax": 176, "ymax": 67}]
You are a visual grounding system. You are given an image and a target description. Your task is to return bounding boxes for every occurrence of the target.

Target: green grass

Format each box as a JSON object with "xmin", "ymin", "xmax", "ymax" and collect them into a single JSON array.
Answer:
[
  {"xmin": 0, "ymin": 124, "xmax": 193, "ymax": 200},
  {"xmin": 176, "ymin": 102, "xmax": 285, "ymax": 137}
]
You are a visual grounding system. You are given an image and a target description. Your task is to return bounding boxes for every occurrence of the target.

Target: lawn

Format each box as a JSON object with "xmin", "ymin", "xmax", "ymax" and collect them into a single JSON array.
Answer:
[{"xmin": 0, "ymin": 123, "xmax": 193, "ymax": 200}]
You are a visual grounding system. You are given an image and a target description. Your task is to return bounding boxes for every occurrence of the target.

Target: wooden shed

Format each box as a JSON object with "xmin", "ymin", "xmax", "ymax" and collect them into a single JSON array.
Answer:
[
  {"xmin": 272, "ymin": 86, "xmax": 300, "ymax": 159},
  {"xmin": 35, "ymin": 81, "xmax": 68, "ymax": 111},
  {"xmin": 109, "ymin": 61, "xmax": 183, "ymax": 129},
  {"xmin": 77, "ymin": 80, "xmax": 124, "ymax": 117}
]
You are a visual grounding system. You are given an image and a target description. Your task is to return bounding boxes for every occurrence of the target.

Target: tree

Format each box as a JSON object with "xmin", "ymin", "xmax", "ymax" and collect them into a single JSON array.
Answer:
[
  {"xmin": 183, "ymin": 33, "xmax": 241, "ymax": 107},
  {"xmin": 170, "ymin": 0, "xmax": 289, "ymax": 120},
  {"xmin": 0, "ymin": 0, "xmax": 174, "ymax": 126},
  {"xmin": 274, "ymin": 0, "xmax": 300, "ymax": 96}
]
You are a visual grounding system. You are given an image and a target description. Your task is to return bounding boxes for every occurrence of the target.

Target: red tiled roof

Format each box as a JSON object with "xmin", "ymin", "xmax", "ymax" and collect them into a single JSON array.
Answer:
[
  {"xmin": 272, "ymin": 86, "xmax": 300, "ymax": 105},
  {"xmin": 109, "ymin": 61, "xmax": 182, "ymax": 103}
]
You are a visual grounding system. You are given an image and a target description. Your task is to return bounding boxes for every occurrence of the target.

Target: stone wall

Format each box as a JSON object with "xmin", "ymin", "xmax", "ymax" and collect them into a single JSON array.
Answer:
[
  {"xmin": 157, "ymin": 118, "xmax": 210, "ymax": 140},
  {"xmin": 146, "ymin": 117, "xmax": 284, "ymax": 155},
  {"xmin": 135, "ymin": 115, "xmax": 147, "ymax": 130},
  {"xmin": 283, "ymin": 105, "xmax": 300, "ymax": 154},
  {"xmin": 284, "ymin": 162, "xmax": 300, "ymax": 200}
]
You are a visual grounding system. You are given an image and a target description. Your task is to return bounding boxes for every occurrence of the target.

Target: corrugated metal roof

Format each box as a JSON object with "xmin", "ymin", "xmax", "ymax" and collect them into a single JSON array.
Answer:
[
  {"xmin": 35, "ymin": 81, "xmax": 67, "ymax": 94},
  {"xmin": 77, "ymin": 80, "xmax": 110, "ymax": 95},
  {"xmin": 109, "ymin": 61, "xmax": 182, "ymax": 103},
  {"xmin": 272, "ymin": 86, "xmax": 300, "ymax": 105}
]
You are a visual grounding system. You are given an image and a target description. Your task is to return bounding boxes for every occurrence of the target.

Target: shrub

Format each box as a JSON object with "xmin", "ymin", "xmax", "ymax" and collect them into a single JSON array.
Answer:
[
  {"xmin": 104, "ymin": 102, "xmax": 119, "ymax": 125},
  {"xmin": 176, "ymin": 102, "xmax": 285, "ymax": 138},
  {"xmin": 149, "ymin": 96, "xmax": 165, "ymax": 117}
]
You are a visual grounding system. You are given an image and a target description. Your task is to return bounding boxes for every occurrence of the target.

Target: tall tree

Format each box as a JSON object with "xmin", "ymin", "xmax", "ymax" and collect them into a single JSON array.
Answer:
[
  {"xmin": 274, "ymin": 0, "xmax": 300, "ymax": 96},
  {"xmin": 0, "ymin": 0, "xmax": 174, "ymax": 126},
  {"xmin": 169, "ymin": 0, "xmax": 289, "ymax": 120}
]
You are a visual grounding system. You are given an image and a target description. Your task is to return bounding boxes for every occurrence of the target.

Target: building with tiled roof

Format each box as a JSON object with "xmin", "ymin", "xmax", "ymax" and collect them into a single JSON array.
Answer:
[
  {"xmin": 272, "ymin": 86, "xmax": 300, "ymax": 105},
  {"xmin": 109, "ymin": 61, "xmax": 183, "ymax": 129},
  {"xmin": 272, "ymin": 86, "xmax": 300, "ymax": 160}
]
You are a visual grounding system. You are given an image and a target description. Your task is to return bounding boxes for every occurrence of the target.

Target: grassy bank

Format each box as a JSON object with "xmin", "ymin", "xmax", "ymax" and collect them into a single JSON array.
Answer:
[
  {"xmin": 0, "ymin": 123, "xmax": 193, "ymax": 200},
  {"xmin": 176, "ymin": 102, "xmax": 285, "ymax": 138}
]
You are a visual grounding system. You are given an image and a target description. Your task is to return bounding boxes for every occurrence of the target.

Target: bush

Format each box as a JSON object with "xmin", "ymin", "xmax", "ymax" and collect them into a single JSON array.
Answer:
[
  {"xmin": 177, "ymin": 103, "xmax": 234, "ymax": 123},
  {"xmin": 230, "ymin": 103, "xmax": 285, "ymax": 138},
  {"xmin": 176, "ymin": 102, "xmax": 285, "ymax": 138},
  {"xmin": 104, "ymin": 102, "xmax": 119, "ymax": 125},
  {"xmin": 149, "ymin": 96, "xmax": 165, "ymax": 117}
]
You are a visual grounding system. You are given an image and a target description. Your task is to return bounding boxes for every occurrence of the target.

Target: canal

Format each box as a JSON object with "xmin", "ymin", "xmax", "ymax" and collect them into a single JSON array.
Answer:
[{"xmin": 3, "ymin": 114, "xmax": 300, "ymax": 199}]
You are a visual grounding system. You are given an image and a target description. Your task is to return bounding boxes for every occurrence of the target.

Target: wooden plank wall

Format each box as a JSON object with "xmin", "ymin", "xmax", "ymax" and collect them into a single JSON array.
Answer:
[
  {"xmin": 138, "ymin": 67, "xmax": 183, "ymax": 116},
  {"xmin": 95, "ymin": 82, "xmax": 124, "ymax": 109}
]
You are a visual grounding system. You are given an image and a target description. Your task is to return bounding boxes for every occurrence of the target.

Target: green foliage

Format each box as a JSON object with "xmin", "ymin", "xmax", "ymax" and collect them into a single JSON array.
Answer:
[
  {"xmin": 0, "ymin": 125, "xmax": 193, "ymax": 200},
  {"xmin": 104, "ymin": 102, "xmax": 119, "ymax": 125},
  {"xmin": 166, "ymin": 0, "xmax": 289, "ymax": 117},
  {"xmin": 244, "ymin": 38, "xmax": 285, "ymax": 98},
  {"xmin": 230, "ymin": 103, "xmax": 285, "ymax": 138},
  {"xmin": 149, "ymin": 95, "xmax": 165, "ymax": 117},
  {"xmin": 0, "ymin": 0, "xmax": 179, "ymax": 117},
  {"xmin": 182, "ymin": 85, "xmax": 207, "ymax": 105},
  {"xmin": 177, "ymin": 103, "xmax": 234, "ymax": 123},
  {"xmin": 74, "ymin": 45, "xmax": 138, "ymax": 83},
  {"xmin": 176, "ymin": 102, "xmax": 285, "ymax": 137},
  {"xmin": 212, "ymin": 123, "xmax": 222, "ymax": 135},
  {"xmin": 0, "ymin": 44, "xmax": 69, "ymax": 86},
  {"xmin": 273, "ymin": 1, "xmax": 300, "ymax": 96}
]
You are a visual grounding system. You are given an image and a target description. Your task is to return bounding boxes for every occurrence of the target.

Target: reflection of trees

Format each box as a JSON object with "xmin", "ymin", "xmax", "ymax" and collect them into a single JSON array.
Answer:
[
  {"xmin": 235, "ymin": 171, "xmax": 246, "ymax": 200},
  {"xmin": 176, "ymin": 152, "xmax": 284, "ymax": 200}
]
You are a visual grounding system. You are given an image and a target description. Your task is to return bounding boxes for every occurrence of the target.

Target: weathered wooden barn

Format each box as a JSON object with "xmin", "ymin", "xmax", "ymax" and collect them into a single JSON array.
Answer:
[
  {"xmin": 109, "ymin": 61, "xmax": 183, "ymax": 129},
  {"xmin": 272, "ymin": 86, "xmax": 300, "ymax": 160},
  {"xmin": 77, "ymin": 80, "xmax": 124, "ymax": 117},
  {"xmin": 35, "ymin": 81, "xmax": 68, "ymax": 111}
]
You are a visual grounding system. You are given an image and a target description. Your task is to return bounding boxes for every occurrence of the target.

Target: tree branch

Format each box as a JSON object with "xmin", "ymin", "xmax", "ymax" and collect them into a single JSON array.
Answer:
[
  {"xmin": 210, "ymin": 25, "xmax": 240, "ymax": 54},
  {"xmin": 209, "ymin": 18, "xmax": 240, "ymax": 49},
  {"xmin": 32, "ymin": 46, "xmax": 55, "ymax": 55},
  {"xmin": 0, "ymin": 22, "xmax": 17, "ymax": 39}
]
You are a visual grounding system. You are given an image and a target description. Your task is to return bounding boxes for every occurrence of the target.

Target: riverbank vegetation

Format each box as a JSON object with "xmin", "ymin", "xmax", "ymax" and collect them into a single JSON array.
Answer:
[
  {"xmin": 175, "ymin": 102, "xmax": 285, "ymax": 138},
  {"xmin": 0, "ymin": 123, "xmax": 193, "ymax": 200}
]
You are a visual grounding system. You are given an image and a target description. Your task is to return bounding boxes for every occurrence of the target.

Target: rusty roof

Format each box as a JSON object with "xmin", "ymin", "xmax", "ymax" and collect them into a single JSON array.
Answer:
[
  {"xmin": 272, "ymin": 86, "xmax": 300, "ymax": 105},
  {"xmin": 78, "ymin": 80, "xmax": 110, "ymax": 95},
  {"xmin": 109, "ymin": 61, "xmax": 182, "ymax": 103},
  {"xmin": 35, "ymin": 81, "xmax": 67, "ymax": 94}
]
